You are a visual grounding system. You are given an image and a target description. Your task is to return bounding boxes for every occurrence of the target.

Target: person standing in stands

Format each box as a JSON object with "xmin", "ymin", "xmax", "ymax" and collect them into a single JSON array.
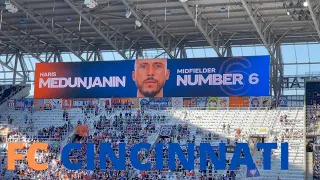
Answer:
[
  {"xmin": 132, "ymin": 59, "xmax": 170, "ymax": 97},
  {"xmin": 227, "ymin": 124, "xmax": 230, "ymax": 133},
  {"xmin": 24, "ymin": 114, "xmax": 28, "ymax": 124},
  {"xmin": 307, "ymin": 141, "xmax": 313, "ymax": 152}
]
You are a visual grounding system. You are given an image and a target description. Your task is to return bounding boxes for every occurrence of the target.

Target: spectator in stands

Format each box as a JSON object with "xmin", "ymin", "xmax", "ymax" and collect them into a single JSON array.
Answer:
[
  {"xmin": 249, "ymin": 140, "xmax": 256, "ymax": 153},
  {"xmin": 2, "ymin": 99, "xmax": 306, "ymax": 180},
  {"xmin": 236, "ymin": 129, "xmax": 241, "ymax": 135},
  {"xmin": 307, "ymin": 141, "xmax": 313, "ymax": 152},
  {"xmin": 8, "ymin": 116, "xmax": 13, "ymax": 124},
  {"xmin": 227, "ymin": 124, "xmax": 230, "ymax": 133},
  {"xmin": 24, "ymin": 114, "xmax": 28, "ymax": 124},
  {"xmin": 262, "ymin": 99, "xmax": 269, "ymax": 107},
  {"xmin": 280, "ymin": 115, "xmax": 284, "ymax": 122}
]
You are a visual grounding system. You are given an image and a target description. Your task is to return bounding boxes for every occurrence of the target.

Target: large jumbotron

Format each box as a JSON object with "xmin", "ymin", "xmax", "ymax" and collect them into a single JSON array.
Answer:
[{"xmin": 0, "ymin": 0, "xmax": 320, "ymax": 179}]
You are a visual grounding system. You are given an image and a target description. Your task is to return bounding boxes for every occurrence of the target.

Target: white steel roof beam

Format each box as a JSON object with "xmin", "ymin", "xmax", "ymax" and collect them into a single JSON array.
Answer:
[
  {"xmin": 0, "ymin": 21, "xmax": 57, "ymax": 63},
  {"xmin": 10, "ymin": 0, "xmax": 94, "ymax": 62},
  {"xmin": 306, "ymin": 0, "xmax": 320, "ymax": 39},
  {"xmin": 0, "ymin": 51, "xmax": 24, "ymax": 78},
  {"xmin": 241, "ymin": 0, "xmax": 284, "ymax": 88},
  {"xmin": 181, "ymin": 2, "xmax": 223, "ymax": 57},
  {"xmin": 0, "ymin": 31, "xmax": 44, "ymax": 63},
  {"xmin": 64, "ymin": 0, "xmax": 129, "ymax": 59},
  {"xmin": 120, "ymin": 0, "xmax": 180, "ymax": 58},
  {"xmin": 241, "ymin": 0, "xmax": 283, "ymax": 75},
  {"xmin": 241, "ymin": 0, "xmax": 274, "ymax": 54}
]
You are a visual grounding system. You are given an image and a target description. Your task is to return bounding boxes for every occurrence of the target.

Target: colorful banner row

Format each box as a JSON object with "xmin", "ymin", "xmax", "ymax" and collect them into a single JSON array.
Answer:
[
  {"xmin": 8, "ymin": 96, "xmax": 272, "ymax": 109},
  {"xmin": 174, "ymin": 96, "xmax": 271, "ymax": 108}
]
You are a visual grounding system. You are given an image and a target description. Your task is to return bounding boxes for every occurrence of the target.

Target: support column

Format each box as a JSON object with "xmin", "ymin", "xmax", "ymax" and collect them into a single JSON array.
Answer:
[
  {"xmin": 94, "ymin": 49, "xmax": 103, "ymax": 61},
  {"xmin": 12, "ymin": 51, "xmax": 20, "ymax": 85},
  {"xmin": 175, "ymin": 45, "xmax": 184, "ymax": 59},
  {"xmin": 174, "ymin": 47, "xmax": 180, "ymax": 58},
  {"xmin": 225, "ymin": 43, "xmax": 233, "ymax": 57},
  {"xmin": 1, "ymin": 65, "xmax": 6, "ymax": 84},
  {"xmin": 54, "ymin": 51, "xmax": 63, "ymax": 62},
  {"xmin": 278, "ymin": 46, "xmax": 284, "ymax": 96},
  {"xmin": 270, "ymin": 49, "xmax": 275, "ymax": 97},
  {"xmin": 271, "ymin": 43, "xmax": 284, "ymax": 98},
  {"xmin": 98, "ymin": 50, "xmax": 103, "ymax": 61},
  {"xmin": 136, "ymin": 48, "xmax": 143, "ymax": 59},
  {"xmin": 18, "ymin": 54, "xmax": 28, "ymax": 83},
  {"xmin": 181, "ymin": 47, "xmax": 187, "ymax": 58}
]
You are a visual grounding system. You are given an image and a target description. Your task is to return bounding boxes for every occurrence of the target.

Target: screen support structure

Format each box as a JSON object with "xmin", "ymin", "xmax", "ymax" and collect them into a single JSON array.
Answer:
[{"xmin": 269, "ymin": 43, "xmax": 284, "ymax": 98}]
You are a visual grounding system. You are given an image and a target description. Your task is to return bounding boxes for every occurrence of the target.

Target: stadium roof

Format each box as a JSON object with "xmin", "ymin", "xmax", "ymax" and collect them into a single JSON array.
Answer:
[{"xmin": 0, "ymin": 0, "xmax": 320, "ymax": 60}]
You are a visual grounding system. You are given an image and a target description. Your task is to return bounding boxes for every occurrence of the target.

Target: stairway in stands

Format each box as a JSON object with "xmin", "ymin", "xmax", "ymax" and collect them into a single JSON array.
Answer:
[{"xmin": 306, "ymin": 151, "xmax": 313, "ymax": 180}]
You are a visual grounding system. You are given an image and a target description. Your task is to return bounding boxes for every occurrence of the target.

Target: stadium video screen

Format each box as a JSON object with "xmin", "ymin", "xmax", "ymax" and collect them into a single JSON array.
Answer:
[
  {"xmin": 306, "ymin": 81, "xmax": 320, "ymax": 135},
  {"xmin": 34, "ymin": 56, "xmax": 270, "ymax": 98}
]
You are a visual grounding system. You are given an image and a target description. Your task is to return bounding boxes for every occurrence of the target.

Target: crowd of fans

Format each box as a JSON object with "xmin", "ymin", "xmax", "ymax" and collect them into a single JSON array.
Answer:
[
  {"xmin": 0, "ymin": 103, "xmax": 244, "ymax": 179},
  {"xmin": 306, "ymin": 104, "xmax": 320, "ymax": 135},
  {"xmin": 0, "ymin": 101, "xmax": 306, "ymax": 180},
  {"xmin": 36, "ymin": 124, "xmax": 70, "ymax": 141},
  {"xmin": 2, "ymin": 106, "xmax": 249, "ymax": 179}
]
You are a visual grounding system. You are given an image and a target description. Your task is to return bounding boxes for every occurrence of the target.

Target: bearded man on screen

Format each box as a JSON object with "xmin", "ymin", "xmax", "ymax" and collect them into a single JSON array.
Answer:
[{"xmin": 132, "ymin": 59, "xmax": 170, "ymax": 97}]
